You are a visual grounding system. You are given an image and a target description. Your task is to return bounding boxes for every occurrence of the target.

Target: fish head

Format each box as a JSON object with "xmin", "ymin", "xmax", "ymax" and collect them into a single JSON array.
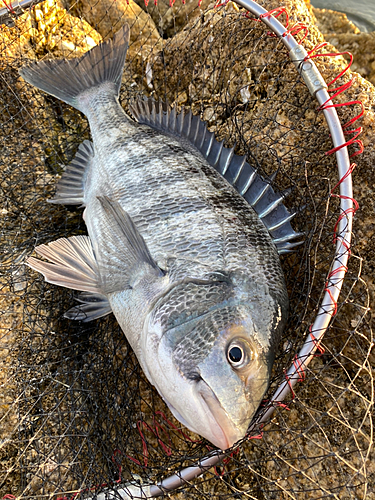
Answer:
[{"xmin": 142, "ymin": 272, "xmax": 287, "ymax": 450}]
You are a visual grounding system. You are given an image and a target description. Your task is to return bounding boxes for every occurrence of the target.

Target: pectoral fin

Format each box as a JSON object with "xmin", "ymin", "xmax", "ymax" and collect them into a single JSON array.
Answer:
[
  {"xmin": 27, "ymin": 235, "xmax": 112, "ymax": 322},
  {"xmin": 27, "ymin": 235, "xmax": 100, "ymax": 293},
  {"xmin": 96, "ymin": 196, "xmax": 165, "ymax": 294}
]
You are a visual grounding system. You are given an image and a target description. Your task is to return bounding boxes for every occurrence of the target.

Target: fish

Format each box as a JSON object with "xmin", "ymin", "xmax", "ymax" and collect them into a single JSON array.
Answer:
[{"xmin": 19, "ymin": 25, "xmax": 301, "ymax": 450}]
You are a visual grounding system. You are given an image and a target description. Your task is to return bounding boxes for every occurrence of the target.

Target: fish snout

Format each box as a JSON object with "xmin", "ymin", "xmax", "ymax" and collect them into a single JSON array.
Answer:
[{"xmin": 197, "ymin": 377, "xmax": 251, "ymax": 450}]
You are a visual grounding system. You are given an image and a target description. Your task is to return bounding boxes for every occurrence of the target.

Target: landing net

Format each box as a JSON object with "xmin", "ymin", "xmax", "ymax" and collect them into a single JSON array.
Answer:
[{"xmin": 0, "ymin": 0, "xmax": 373, "ymax": 498}]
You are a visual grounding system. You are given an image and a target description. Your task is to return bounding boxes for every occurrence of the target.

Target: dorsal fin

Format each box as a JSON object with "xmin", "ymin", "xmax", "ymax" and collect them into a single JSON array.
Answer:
[{"xmin": 129, "ymin": 97, "xmax": 303, "ymax": 254}]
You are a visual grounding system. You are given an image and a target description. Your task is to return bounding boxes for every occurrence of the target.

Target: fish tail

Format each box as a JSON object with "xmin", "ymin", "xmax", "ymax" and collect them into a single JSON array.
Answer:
[{"xmin": 19, "ymin": 24, "xmax": 130, "ymax": 112}]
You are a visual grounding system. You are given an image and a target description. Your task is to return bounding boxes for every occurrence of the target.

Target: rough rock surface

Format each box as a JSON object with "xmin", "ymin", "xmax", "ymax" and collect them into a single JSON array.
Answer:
[
  {"xmin": 61, "ymin": 0, "xmax": 162, "ymax": 90},
  {"xmin": 324, "ymin": 32, "xmax": 375, "ymax": 86},
  {"xmin": 0, "ymin": 0, "xmax": 102, "ymax": 60},
  {"xmin": 312, "ymin": 5, "xmax": 375, "ymax": 86},
  {"xmin": 312, "ymin": 7, "xmax": 360, "ymax": 35},
  {"xmin": 133, "ymin": 0, "xmax": 213, "ymax": 38},
  {"xmin": 62, "ymin": 0, "xmax": 161, "ymax": 47}
]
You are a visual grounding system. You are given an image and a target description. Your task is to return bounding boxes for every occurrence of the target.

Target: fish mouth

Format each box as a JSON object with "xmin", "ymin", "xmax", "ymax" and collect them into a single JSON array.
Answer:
[
  {"xmin": 163, "ymin": 377, "xmax": 248, "ymax": 451},
  {"xmin": 198, "ymin": 378, "xmax": 248, "ymax": 450}
]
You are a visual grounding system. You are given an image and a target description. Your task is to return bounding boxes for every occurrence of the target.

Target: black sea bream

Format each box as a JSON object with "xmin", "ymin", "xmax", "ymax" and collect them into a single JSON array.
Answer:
[{"xmin": 19, "ymin": 25, "xmax": 301, "ymax": 450}]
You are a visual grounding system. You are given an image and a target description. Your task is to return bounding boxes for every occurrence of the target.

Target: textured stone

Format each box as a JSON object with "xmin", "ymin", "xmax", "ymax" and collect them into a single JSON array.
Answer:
[
  {"xmin": 312, "ymin": 7, "xmax": 360, "ymax": 35},
  {"xmin": 62, "ymin": 0, "xmax": 161, "ymax": 49},
  {"xmin": 133, "ymin": 0, "xmax": 213, "ymax": 38},
  {"xmin": 324, "ymin": 32, "xmax": 375, "ymax": 86}
]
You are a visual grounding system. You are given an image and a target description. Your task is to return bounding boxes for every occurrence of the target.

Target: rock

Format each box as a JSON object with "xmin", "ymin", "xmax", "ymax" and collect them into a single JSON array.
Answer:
[
  {"xmin": 312, "ymin": 7, "xmax": 360, "ymax": 35},
  {"xmin": 62, "ymin": 0, "xmax": 161, "ymax": 49},
  {"xmin": 1, "ymin": 0, "xmax": 374, "ymax": 497},
  {"xmin": 27, "ymin": 0, "xmax": 102, "ymax": 57},
  {"xmin": 0, "ymin": 12, "xmax": 35, "ymax": 60},
  {"xmin": 61, "ymin": 0, "xmax": 162, "ymax": 92},
  {"xmin": 133, "ymin": 0, "xmax": 213, "ymax": 38},
  {"xmin": 324, "ymin": 32, "xmax": 375, "ymax": 86},
  {"xmin": 309, "ymin": 3, "xmax": 375, "ymax": 95}
]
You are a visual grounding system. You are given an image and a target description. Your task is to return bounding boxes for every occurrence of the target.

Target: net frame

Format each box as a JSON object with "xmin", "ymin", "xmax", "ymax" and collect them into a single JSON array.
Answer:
[{"xmin": 0, "ymin": 0, "xmax": 367, "ymax": 498}]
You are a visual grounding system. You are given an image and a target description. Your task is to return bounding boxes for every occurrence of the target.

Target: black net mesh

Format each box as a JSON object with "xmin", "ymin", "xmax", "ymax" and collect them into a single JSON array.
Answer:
[{"xmin": 0, "ymin": 0, "xmax": 373, "ymax": 498}]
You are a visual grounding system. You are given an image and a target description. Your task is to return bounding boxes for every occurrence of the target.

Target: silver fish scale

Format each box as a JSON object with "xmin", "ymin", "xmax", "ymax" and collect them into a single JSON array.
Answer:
[
  {"xmin": 152, "ymin": 280, "xmax": 234, "ymax": 334},
  {"xmin": 84, "ymin": 91, "xmax": 286, "ymax": 304}
]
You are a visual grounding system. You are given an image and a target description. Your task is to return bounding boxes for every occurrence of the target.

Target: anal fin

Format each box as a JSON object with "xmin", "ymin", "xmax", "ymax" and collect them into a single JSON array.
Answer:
[{"xmin": 49, "ymin": 140, "xmax": 94, "ymax": 205}]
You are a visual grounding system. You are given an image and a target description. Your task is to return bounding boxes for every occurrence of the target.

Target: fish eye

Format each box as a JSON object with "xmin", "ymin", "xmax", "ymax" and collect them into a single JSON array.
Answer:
[
  {"xmin": 226, "ymin": 339, "xmax": 253, "ymax": 369},
  {"xmin": 228, "ymin": 346, "xmax": 243, "ymax": 365}
]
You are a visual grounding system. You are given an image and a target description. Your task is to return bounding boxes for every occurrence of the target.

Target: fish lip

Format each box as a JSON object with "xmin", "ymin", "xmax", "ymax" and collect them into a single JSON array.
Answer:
[{"xmin": 198, "ymin": 379, "xmax": 247, "ymax": 450}]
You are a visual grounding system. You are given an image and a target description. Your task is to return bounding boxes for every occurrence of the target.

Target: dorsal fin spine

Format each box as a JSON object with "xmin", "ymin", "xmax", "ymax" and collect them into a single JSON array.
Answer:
[
  {"xmin": 258, "ymin": 194, "xmax": 284, "ymax": 219},
  {"xmin": 129, "ymin": 97, "xmax": 302, "ymax": 254},
  {"xmin": 239, "ymin": 171, "xmax": 256, "ymax": 195},
  {"xmin": 184, "ymin": 110, "xmax": 192, "ymax": 137},
  {"xmin": 218, "ymin": 147, "xmax": 235, "ymax": 175},
  {"xmin": 273, "ymin": 232, "xmax": 304, "ymax": 244},
  {"xmin": 267, "ymin": 212, "xmax": 296, "ymax": 232},
  {"xmin": 198, "ymin": 123, "xmax": 207, "ymax": 149},
  {"xmin": 161, "ymin": 106, "xmax": 167, "ymax": 129},
  {"xmin": 191, "ymin": 115, "xmax": 200, "ymax": 142},
  {"xmin": 169, "ymin": 106, "xmax": 177, "ymax": 132},
  {"xmin": 208, "ymin": 140, "xmax": 224, "ymax": 167},
  {"xmin": 203, "ymin": 133, "xmax": 214, "ymax": 158},
  {"xmin": 232, "ymin": 156, "xmax": 247, "ymax": 185},
  {"xmin": 251, "ymin": 181, "xmax": 272, "ymax": 206},
  {"xmin": 176, "ymin": 108, "xmax": 184, "ymax": 135},
  {"xmin": 151, "ymin": 100, "xmax": 157, "ymax": 126}
]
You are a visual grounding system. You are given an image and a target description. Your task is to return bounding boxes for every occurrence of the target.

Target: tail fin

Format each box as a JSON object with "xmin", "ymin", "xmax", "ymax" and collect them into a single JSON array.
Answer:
[{"xmin": 19, "ymin": 24, "xmax": 130, "ymax": 111}]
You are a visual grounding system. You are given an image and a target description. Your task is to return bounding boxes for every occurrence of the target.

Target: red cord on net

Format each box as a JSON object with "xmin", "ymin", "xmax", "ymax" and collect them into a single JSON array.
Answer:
[
  {"xmin": 259, "ymin": 6, "xmax": 289, "ymax": 25},
  {"xmin": 304, "ymin": 43, "xmax": 365, "ymax": 158},
  {"xmin": 309, "ymin": 326, "xmax": 326, "ymax": 356},
  {"xmin": 283, "ymin": 355, "xmax": 306, "ymax": 401},
  {"xmin": 154, "ymin": 410, "xmax": 201, "ymax": 443},
  {"xmin": 306, "ymin": 43, "xmax": 353, "ymax": 87},
  {"xmin": 243, "ymin": 6, "xmax": 288, "ymax": 32},
  {"xmin": 1, "ymin": 0, "xmax": 15, "ymax": 14},
  {"xmin": 213, "ymin": 449, "xmax": 240, "ymax": 477},
  {"xmin": 325, "ymin": 128, "xmax": 363, "ymax": 158},
  {"xmin": 248, "ymin": 424, "xmax": 264, "ymax": 441},
  {"xmin": 282, "ymin": 22, "xmax": 309, "ymax": 44},
  {"xmin": 126, "ymin": 412, "xmax": 202, "ymax": 467},
  {"xmin": 325, "ymin": 265, "xmax": 350, "ymax": 312},
  {"xmin": 242, "ymin": 5, "xmax": 289, "ymax": 24},
  {"xmin": 292, "ymin": 354, "xmax": 306, "ymax": 383},
  {"xmin": 330, "ymin": 162, "xmax": 356, "ymax": 192},
  {"xmin": 273, "ymin": 401, "xmax": 291, "ymax": 410},
  {"xmin": 331, "ymin": 200, "xmax": 359, "ymax": 245},
  {"xmin": 314, "ymin": 48, "xmax": 361, "ymax": 262},
  {"xmin": 329, "ymin": 162, "xmax": 359, "ymax": 245},
  {"xmin": 261, "ymin": 398, "xmax": 291, "ymax": 410},
  {"xmin": 214, "ymin": 0, "xmax": 229, "ymax": 9},
  {"xmin": 283, "ymin": 369, "xmax": 296, "ymax": 400}
]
